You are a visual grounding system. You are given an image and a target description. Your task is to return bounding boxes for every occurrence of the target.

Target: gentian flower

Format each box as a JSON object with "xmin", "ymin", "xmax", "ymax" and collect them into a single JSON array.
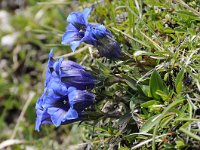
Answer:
[
  {"xmin": 35, "ymin": 50, "xmax": 95, "ymax": 131},
  {"xmin": 68, "ymin": 87, "xmax": 94, "ymax": 111},
  {"xmin": 61, "ymin": 7, "xmax": 121, "ymax": 59},
  {"xmin": 53, "ymin": 58, "xmax": 95, "ymax": 90},
  {"xmin": 83, "ymin": 24, "xmax": 121, "ymax": 59},
  {"xmin": 47, "ymin": 49, "xmax": 94, "ymax": 90},
  {"xmin": 35, "ymin": 86, "xmax": 94, "ymax": 131},
  {"xmin": 62, "ymin": 7, "xmax": 92, "ymax": 51}
]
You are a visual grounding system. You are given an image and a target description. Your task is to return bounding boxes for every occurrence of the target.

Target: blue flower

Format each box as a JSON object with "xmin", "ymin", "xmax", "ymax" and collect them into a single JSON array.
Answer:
[
  {"xmin": 46, "ymin": 50, "xmax": 94, "ymax": 90},
  {"xmin": 35, "ymin": 93, "xmax": 79, "ymax": 131},
  {"xmin": 35, "ymin": 74, "xmax": 70, "ymax": 131},
  {"xmin": 35, "ymin": 50, "xmax": 95, "ymax": 131},
  {"xmin": 83, "ymin": 24, "xmax": 121, "ymax": 59},
  {"xmin": 68, "ymin": 87, "xmax": 94, "ymax": 111},
  {"xmin": 47, "ymin": 87, "xmax": 94, "ymax": 127},
  {"xmin": 54, "ymin": 58, "xmax": 95, "ymax": 90},
  {"xmin": 35, "ymin": 85, "xmax": 94, "ymax": 131},
  {"xmin": 61, "ymin": 7, "xmax": 121, "ymax": 59},
  {"xmin": 62, "ymin": 7, "xmax": 92, "ymax": 51}
]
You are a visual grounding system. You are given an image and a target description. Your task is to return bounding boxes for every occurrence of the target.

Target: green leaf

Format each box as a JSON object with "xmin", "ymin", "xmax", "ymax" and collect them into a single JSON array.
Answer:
[
  {"xmin": 160, "ymin": 115, "xmax": 174, "ymax": 128},
  {"xmin": 175, "ymin": 140, "xmax": 186, "ymax": 149},
  {"xmin": 130, "ymin": 100, "xmax": 136, "ymax": 112},
  {"xmin": 96, "ymin": 61, "xmax": 111, "ymax": 75},
  {"xmin": 175, "ymin": 69, "xmax": 184, "ymax": 94},
  {"xmin": 176, "ymin": 11, "xmax": 200, "ymax": 20},
  {"xmin": 122, "ymin": 74, "xmax": 137, "ymax": 91},
  {"xmin": 149, "ymin": 70, "xmax": 168, "ymax": 100},
  {"xmin": 139, "ymin": 85, "xmax": 150, "ymax": 97},
  {"xmin": 130, "ymin": 95, "xmax": 148, "ymax": 105},
  {"xmin": 156, "ymin": 90, "xmax": 170, "ymax": 101},
  {"xmin": 141, "ymin": 100, "xmax": 159, "ymax": 108},
  {"xmin": 140, "ymin": 114, "xmax": 160, "ymax": 133}
]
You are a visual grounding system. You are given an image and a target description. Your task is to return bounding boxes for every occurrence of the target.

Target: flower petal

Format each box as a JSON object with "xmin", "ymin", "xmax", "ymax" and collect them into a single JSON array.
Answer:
[
  {"xmin": 67, "ymin": 7, "xmax": 92, "ymax": 29},
  {"xmin": 81, "ymin": 28, "xmax": 97, "ymax": 45},
  {"xmin": 70, "ymin": 41, "xmax": 81, "ymax": 52},
  {"xmin": 48, "ymin": 49, "xmax": 55, "ymax": 70},
  {"xmin": 35, "ymin": 109, "xmax": 51, "ymax": 131},
  {"xmin": 60, "ymin": 70, "xmax": 94, "ymax": 90},
  {"xmin": 66, "ymin": 23, "xmax": 79, "ymax": 32},
  {"xmin": 68, "ymin": 86, "xmax": 77, "ymax": 93},
  {"xmin": 60, "ymin": 60, "xmax": 84, "ymax": 71},
  {"xmin": 68, "ymin": 89, "xmax": 94, "ymax": 111},
  {"xmin": 82, "ymin": 7, "xmax": 93, "ymax": 25},
  {"xmin": 64, "ymin": 108, "xmax": 79, "ymax": 120},
  {"xmin": 67, "ymin": 12, "xmax": 86, "ymax": 28},
  {"xmin": 61, "ymin": 31, "xmax": 84, "ymax": 45},
  {"xmin": 47, "ymin": 107, "xmax": 67, "ymax": 127}
]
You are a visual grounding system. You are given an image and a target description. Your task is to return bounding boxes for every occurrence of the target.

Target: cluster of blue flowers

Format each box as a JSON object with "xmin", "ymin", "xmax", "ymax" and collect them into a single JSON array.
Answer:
[
  {"xmin": 62, "ymin": 7, "xmax": 121, "ymax": 59},
  {"xmin": 35, "ymin": 50, "xmax": 95, "ymax": 131},
  {"xmin": 35, "ymin": 6, "xmax": 121, "ymax": 131}
]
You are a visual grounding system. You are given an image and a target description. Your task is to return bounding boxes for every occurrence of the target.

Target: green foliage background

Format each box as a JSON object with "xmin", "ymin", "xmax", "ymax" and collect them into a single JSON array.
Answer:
[{"xmin": 0, "ymin": 0, "xmax": 199, "ymax": 149}]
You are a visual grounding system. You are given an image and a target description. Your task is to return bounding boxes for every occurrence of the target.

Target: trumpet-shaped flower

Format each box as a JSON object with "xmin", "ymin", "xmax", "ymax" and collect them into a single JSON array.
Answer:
[
  {"xmin": 68, "ymin": 87, "xmax": 94, "ymax": 111},
  {"xmin": 83, "ymin": 24, "xmax": 121, "ymax": 59},
  {"xmin": 53, "ymin": 58, "xmax": 94, "ymax": 90},
  {"xmin": 62, "ymin": 7, "xmax": 92, "ymax": 51},
  {"xmin": 61, "ymin": 7, "xmax": 121, "ymax": 59},
  {"xmin": 35, "ymin": 85, "xmax": 94, "ymax": 131}
]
